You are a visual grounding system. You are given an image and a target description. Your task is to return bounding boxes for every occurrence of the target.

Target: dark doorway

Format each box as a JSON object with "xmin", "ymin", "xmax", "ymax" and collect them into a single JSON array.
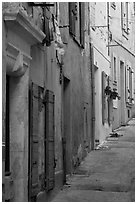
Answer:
[
  {"xmin": 120, "ymin": 61, "xmax": 125, "ymax": 125},
  {"xmin": 63, "ymin": 76, "xmax": 71, "ymax": 183}
]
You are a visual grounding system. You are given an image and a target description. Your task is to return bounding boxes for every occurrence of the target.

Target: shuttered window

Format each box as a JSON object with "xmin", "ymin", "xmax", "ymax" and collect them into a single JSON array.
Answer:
[
  {"xmin": 126, "ymin": 65, "xmax": 130, "ymax": 103},
  {"xmin": 69, "ymin": 2, "xmax": 77, "ymax": 37},
  {"xmin": 129, "ymin": 67, "xmax": 132, "ymax": 102},
  {"xmin": 69, "ymin": 2, "xmax": 85, "ymax": 48},
  {"xmin": 29, "ymin": 82, "xmax": 40, "ymax": 200},
  {"xmin": 121, "ymin": 2, "xmax": 129, "ymax": 34},
  {"xmin": 29, "ymin": 85, "xmax": 55, "ymax": 199},
  {"xmin": 125, "ymin": 65, "xmax": 128, "ymax": 102},
  {"xmin": 79, "ymin": 2, "xmax": 85, "ymax": 48},
  {"xmin": 131, "ymin": 70, "xmax": 134, "ymax": 101},
  {"xmin": 45, "ymin": 90, "xmax": 55, "ymax": 191},
  {"xmin": 113, "ymin": 57, "xmax": 117, "ymax": 82},
  {"xmin": 44, "ymin": 7, "xmax": 54, "ymax": 46}
]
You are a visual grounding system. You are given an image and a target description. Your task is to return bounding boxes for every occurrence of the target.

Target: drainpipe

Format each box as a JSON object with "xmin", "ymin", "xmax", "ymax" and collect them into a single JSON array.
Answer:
[
  {"xmin": 90, "ymin": 43, "xmax": 95, "ymax": 150},
  {"xmin": 107, "ymin": 2, "xmax": 110, "ymax": 56}
]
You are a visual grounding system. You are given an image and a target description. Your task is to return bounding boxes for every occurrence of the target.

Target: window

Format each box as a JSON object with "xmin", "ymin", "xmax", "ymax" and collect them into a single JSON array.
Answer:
[
  {"xmin": 69, "ymin": 2, "xmax": 85, "ymax": 47},
  {"xmin": 121, "ymin": 2, "xmax": 129, "ymax": 35},
  {"xmin": 129, "ymin": 67, "xmax": 132, "ymax": 103},
  {"xmin": 131, "ymin": 69, "xmax": 134, "ymax": 102},
  {"xmin": 126, "ymin": 66, "xmax": 133, "ymax": 103},
  {"xmin": 113, "ymin": 57, "xmax": 117, "ymax": 82}
]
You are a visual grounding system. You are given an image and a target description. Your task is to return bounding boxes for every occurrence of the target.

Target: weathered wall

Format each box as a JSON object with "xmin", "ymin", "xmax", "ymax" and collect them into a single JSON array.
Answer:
[
  {"xmin": 9, "ymin": 70, "xmax": 29, "ymax": 201},
  {"xmin": 4, "ymin": 25, "xmax": 30, "ymax": 203},
  {"xmin": 109, "ymin": 2, "xmax": 135, "ymax": 130},
  {"xmin": 90, "ymin": 2, "xmax": 112, "ymax": 144},
  {"xmin": 59, "ymin": 2, "xmax": 92, "ymax": 171},
  {"xmin": 2, "ymin": 2, "xmax": 45, "ymax": 201},
  {"xmin": 94, "ymin": 50, "xmax": 111, "ymax": 143},
  {"xmin": 109, "ymin": 2, "xmax": 135, "ymax": 54},
  {"xmin": 45, "ymin": 43, "xmax": 63, "ymax": 179},
  {"xmin": 30, "ymin": 38, "xmax": 63, "ymax": 200},
  {"xmin": 111, "ymin": 46, "xmax": 135, "ymax": 130}
]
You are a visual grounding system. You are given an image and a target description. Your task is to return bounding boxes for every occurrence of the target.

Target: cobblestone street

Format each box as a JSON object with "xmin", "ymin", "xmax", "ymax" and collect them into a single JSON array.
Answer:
[{"xmin": 52, "ymin": 118, "xmax": 135, "ymax": 202}]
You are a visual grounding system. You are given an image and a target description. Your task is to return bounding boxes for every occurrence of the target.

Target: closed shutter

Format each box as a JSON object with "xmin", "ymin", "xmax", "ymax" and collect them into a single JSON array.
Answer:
[
  {"xmin": 45, "ymin": 90, "xmax": 55, "ymax": 191},
  {"xmin": 69, "ymin": 2, "xmax": 76, "ymax": 37},
  {"xmin": 125, "ymin": 65, "xmax": 127, "ymax": 102},
  {"xmin": 129, "ymin": 68, "xmax": 132, "ymax": 102},
  {"xmin": 102, "ymin": 71, "xmax": 105, "ymax": 125},
  {"xmin": 30, "ymin": 82, "xmax": 40, "ymax": 199},
  {"xmin": 79, "ymin": 2, "xmax": 85, "ymax": 48},
  {"xmin": 44, "ymin": 7, "xmax": 52, "ymax": 46},
  {"xmin": 108, "ymin": 76, "xmax": 113, "ymax": 125},
  {"xmin": 131, "ymin": 70, "xmax": 134, "ymax": 100},
  {"xmin": 125, "ymin": 65, "xmax": 129, "ymax": 102}
]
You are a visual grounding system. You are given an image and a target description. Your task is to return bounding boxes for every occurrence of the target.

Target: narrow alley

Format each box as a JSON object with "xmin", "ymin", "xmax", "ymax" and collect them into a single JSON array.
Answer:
[
  {"xmin": 2, "ymin": 2, "xmax": 135, "ymax": 202},
  {"xmin": 52, "ymin": 118, "xmax": 135, "ymax": 202}
]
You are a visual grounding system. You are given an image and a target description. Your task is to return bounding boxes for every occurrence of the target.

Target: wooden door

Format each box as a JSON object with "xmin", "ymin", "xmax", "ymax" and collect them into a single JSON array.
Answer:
[
  {"xmin": 29, "ymin": 82, "xmax": 44, "ymax": 201},
  {"xmin": 29, "ymin": 84, "xmax": 55, "ymax": 200},
  {"xmin": 44, "ymin": 90, "xmax": 55, "ymax": 191}
]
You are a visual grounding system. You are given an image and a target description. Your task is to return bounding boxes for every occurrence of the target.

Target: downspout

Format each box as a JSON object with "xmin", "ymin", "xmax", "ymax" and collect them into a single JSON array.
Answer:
[
  {"xmin": 107, "ymin": 2, "xmax": 110, "ymax": 56},
  {"xmin": 90, "ymin": 43, "xmax": 95, "ymax": 150}
]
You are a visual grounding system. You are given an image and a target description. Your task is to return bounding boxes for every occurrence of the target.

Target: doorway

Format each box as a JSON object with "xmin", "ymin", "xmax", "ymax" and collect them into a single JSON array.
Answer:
[
  {"xmin": 63, "ymin": 76, "xmax": 70, "ymax": 183},
  {"xmin": 120, "ymin": 61, "xmax": 125, "ymax": 125}
]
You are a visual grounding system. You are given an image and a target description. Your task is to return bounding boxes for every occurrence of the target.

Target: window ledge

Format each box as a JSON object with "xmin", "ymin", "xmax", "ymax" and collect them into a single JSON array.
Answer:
[{"xmin": 3, "ymin": 9, "xmax": 46, "ymax": 45}]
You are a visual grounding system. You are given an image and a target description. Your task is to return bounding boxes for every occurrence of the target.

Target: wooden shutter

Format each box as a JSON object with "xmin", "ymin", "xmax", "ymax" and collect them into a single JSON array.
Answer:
[
  {"xmin": 69, "ymin": 2, "xmax": 76, "ymax": 37},
  {"xmin": 108, "ymin": 76, "xmax": 113, "ymax": 125},
  {"xmin": 102, "ymin": 71, "xmax": 105, "ymax": 125},
  {"xmin": 125, "ymin": 65, "xmax": 127, "ymax": 102},
  {"xmin": 129, "ymin": 68, "xmax": 132, "ymax": 102},
  {"xmin": 125, "ymin": 65, "xmax": 129, "ymax": 102},
  {"xmin": 45, "ymin": 90, "xmax": 55, "ymax": 191},
  {"xmin": 44, "ymin": 7, "xmax": 52, "ymax": 46},
  {"xmin": 30, "ymin": 82, "xmax": 40, "ymax": 199},
  {"xmin": 79, "ymin": 2, "xmax": 85, "ymax": 48}
]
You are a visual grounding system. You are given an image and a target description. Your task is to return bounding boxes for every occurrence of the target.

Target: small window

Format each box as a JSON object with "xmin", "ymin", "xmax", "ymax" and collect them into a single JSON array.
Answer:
[
  {"xmin": 69, "ymin": 2, "xmax": 85, "ymax": 47},
  {"xmin": 113, "ymin": 57, "xmax": 117, "ymax": 81},
  {"xmin": 121, "ymin": 2, "xmax": 129, "ymax": 35},
  {"xmin": 129, "ymin": 67, "xmax": 132, "ymax": 102}
]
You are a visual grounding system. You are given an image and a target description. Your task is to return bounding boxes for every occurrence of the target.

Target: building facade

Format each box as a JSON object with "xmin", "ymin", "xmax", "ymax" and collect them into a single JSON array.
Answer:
[
  {"xmin": 108, "ymin": 2, "xmax": 135, "ymax": 130},
  {"xmin": 89, "ymin": 2, "xmax": 113, "ymax": 144},
  {"xmin": 2, "ymin": 2, "xmax": 135, "ymax": 202},
  {"xmin": 2, "ymin": 2, "xmax": 92, "ymax": 201}
]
